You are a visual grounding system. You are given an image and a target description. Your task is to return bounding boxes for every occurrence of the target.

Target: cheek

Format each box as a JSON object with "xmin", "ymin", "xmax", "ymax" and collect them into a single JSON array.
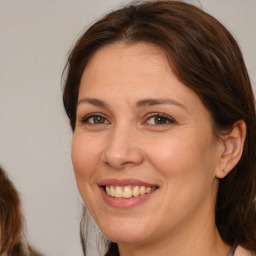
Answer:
[
  {"xmin": 145, "ymin": 129, "xmax": 217, "ymax": 191},
  {"xmin": 71, "ymin": 134, "xmax": 102, "ymax": 188},
  {"xmin": 143, "ymin": 133, "xmax": 218, "ymax": 225},
  {"xmin": 144, "ymin": 135, "xmax": 195, "ymax": 176},
  {"xmin": 71, "ymin": 133, "xmax": 106, "ymax": 218}
]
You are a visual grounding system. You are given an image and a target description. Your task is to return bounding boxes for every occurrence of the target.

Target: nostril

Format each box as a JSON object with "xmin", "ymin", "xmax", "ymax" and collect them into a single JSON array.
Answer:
[
  {"xmin": 103, "ymin": 160, "xmax": 135, "ymax": 170},
  {"xmin": 121, "ymin": 161, "xmax": 134, "ymax": 166}
]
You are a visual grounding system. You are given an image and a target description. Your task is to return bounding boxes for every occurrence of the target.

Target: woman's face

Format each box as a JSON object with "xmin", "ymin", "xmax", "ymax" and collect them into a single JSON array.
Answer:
[{"xmin": 72, "ymin": 43, "xmax": 223, "ymax": 246}]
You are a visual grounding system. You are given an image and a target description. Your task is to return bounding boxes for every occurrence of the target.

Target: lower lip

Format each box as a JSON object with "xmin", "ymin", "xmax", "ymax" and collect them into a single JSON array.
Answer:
[{"xmin": 100, "ymin": 187, "xmax": 157, "ymax": 209}]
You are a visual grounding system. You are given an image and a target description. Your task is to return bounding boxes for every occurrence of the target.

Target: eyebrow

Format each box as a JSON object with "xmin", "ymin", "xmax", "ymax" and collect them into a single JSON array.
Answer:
[
  {"xmin": 77, "ymin": 97, "xmax": 188, "ymax": 112},
  {"xmin": 77, "ymin": 98, "xmax": 108, "ymax": 107},
  {"xmin": 136, "ymin": 98, "xmax": 188, "ymax": 112}
]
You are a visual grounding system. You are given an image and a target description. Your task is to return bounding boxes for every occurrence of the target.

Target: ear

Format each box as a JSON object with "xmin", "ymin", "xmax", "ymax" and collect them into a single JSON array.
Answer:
[{"xmin": 215, "ymin": 120, "xmax": 246, "ymax": 179}]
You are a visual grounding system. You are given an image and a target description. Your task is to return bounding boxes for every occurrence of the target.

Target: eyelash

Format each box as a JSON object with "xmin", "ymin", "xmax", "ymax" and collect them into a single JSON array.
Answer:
[
  {"xmin": 143, "ymin": 113, "xmax": 176, "ymax": 126},
  {"xmin": 80, "ymin": 113, "xmax": 109, "ymax": 125},
  {"xmin": 79, "ymin": 112, "xmax": 176, "ymax": 126}
]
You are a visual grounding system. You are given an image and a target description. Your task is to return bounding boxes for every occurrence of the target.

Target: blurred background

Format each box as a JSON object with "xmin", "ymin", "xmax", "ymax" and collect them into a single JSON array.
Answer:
[{"xmin": 0, "ymin": 0, "xmax": 255, "ymax": 255}]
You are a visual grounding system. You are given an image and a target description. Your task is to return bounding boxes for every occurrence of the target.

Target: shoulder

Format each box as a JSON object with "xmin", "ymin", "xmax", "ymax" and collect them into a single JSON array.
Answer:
[{"xmin": 234, "ymin": 245, "xmax": 255, "ymax": 256}]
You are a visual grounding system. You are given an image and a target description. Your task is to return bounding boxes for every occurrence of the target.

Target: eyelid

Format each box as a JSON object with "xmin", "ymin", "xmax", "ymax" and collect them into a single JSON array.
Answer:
[
  {"xmin": 78, "ymin": 112, "xmax": 176, "ymax": 126},
  {"xmin": 143, "ymin": 112, "xmax": 176, "ymax": 125},
  {"xmin": 80, "ymin": 112, "xmax": 111, "ymax": 124}
]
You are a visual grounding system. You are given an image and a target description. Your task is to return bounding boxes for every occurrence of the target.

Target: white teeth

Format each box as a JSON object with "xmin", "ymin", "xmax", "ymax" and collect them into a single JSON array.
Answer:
[
  {"xmin": 106, "ymin": 186, "xmax": 110, "ymax": 195},
  {"xmin": 110, "ymin": 186, "xmax": 115, "ymax": 197},
  {"xmin": 145, "ymin": 187, "xmax": 151, "ymax": 194},
  {"xmin": 139, "ymin": 186, "xmax": 145, "ymax": 195},
  {"xmin": 123, "ymin": 186, "xmax": 133, "ymax": 198},
  {"xmin": 105, "ymin": 185, "xmax": 157, "ymax": 198},
  {"xmin": 115, "ymin": 186, "xmax": 123, "ymax": 198},
  {"xmin": 132, "ymin": 186, "xmax": 140, "ymax": 197}
]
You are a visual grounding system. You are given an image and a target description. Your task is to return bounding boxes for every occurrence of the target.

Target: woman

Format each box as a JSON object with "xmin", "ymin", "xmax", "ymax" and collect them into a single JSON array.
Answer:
[
  {"xmin": 0, "ymin": 166, "xmax": 41, "ymax": 256},
  {"xmin": 62, "ymin": 1, "xmax": 256, "ymax": 255}
]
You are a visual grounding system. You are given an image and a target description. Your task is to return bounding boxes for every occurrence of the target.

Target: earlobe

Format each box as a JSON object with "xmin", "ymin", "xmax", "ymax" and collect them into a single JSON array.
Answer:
[{"xmin": 215, "ymin": 120, "xmax": 246, "ymax": 179}]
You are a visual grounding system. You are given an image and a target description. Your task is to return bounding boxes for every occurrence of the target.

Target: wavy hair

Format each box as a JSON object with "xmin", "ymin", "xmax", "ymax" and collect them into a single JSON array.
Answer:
[{"xmin": 0, "ymin": 166, "xmax": 41, "ymax": 256}]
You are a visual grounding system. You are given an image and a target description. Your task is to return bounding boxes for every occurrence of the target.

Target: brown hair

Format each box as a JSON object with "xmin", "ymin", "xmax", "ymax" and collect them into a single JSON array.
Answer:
[
  {"xmin": 0, "ymin": 166, "xmax": 42, "ymax": 256},
  {"xmin": 62, "ymin": 1, "xmax": 256, "ymax": 255}
]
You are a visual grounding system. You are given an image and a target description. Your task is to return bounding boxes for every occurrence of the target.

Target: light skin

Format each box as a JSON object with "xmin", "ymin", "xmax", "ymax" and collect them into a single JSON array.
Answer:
[{"xmin": 72, "ymin": 42, "xmax": 246, "ymax": 256}]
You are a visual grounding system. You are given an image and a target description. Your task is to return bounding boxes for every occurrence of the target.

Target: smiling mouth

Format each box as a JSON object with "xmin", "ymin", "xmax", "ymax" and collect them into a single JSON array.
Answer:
[{"xmin": 104, "ymin": 185, "xmax": 158, "ymax": 199}]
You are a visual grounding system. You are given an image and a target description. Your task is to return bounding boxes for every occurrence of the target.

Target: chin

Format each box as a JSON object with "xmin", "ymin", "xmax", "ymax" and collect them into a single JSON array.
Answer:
[{"xmin": 99, "ymin": 219, "xmax": 152, "ymax": 244}]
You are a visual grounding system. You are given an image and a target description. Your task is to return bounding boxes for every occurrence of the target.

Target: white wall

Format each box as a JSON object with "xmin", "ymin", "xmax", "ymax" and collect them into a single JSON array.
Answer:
[{"xmin": 0, "ymin": 1, "xmax": 255, "ymax": 255}]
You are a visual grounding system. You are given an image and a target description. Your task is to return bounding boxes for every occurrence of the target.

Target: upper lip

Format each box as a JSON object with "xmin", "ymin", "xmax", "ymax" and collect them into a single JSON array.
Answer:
[{"xmin": 98, "ymin": 178, "xmax": 159, "ymax": 187}]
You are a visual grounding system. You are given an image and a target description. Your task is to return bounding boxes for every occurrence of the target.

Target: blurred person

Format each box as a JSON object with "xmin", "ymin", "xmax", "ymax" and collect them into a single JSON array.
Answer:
[{"xmin": 0, "ymin": 165, "xmax": 41, "ymax": 256}]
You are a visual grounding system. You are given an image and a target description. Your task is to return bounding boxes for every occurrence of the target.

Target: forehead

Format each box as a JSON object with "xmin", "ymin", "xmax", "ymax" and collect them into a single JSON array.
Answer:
[
  {"xmin": 81, "ymin": 42, "xmax": 170, "ymax": 87},
  {"xmin": 79, "ymin": 42, "xmax": 201, "ymax": 110}
]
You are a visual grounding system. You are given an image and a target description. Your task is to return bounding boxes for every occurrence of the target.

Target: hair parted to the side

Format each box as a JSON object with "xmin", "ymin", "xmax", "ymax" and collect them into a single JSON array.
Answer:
[
  {"xmin": 0, "ymin": 166, "xmax": 42, "ymax": 256},
  {"xmin": 62, "ymin": 1, "xmax": 256, "ymax": 255}
]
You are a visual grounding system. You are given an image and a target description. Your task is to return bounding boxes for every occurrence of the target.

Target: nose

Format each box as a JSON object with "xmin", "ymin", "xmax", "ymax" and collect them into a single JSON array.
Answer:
[{"xmin": 101, "ymin": 126, "xmax": 144, "ymax": 170}]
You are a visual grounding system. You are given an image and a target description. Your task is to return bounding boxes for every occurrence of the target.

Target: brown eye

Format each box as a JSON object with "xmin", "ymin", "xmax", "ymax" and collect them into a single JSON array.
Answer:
[
  {"xmin": 146, "ymin": 114, "xmax": 175, "ymax": 125},
  {"xmin": 82, "ymin": 114, "xmax": 109, "ymax": 124},
  {"xmin": 91, "ymin": 116, "xmax": 106, "ymax": 124},
  {"xmin": 154, "ymin": 116, "xmax": 168, "ymax": 124}
]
